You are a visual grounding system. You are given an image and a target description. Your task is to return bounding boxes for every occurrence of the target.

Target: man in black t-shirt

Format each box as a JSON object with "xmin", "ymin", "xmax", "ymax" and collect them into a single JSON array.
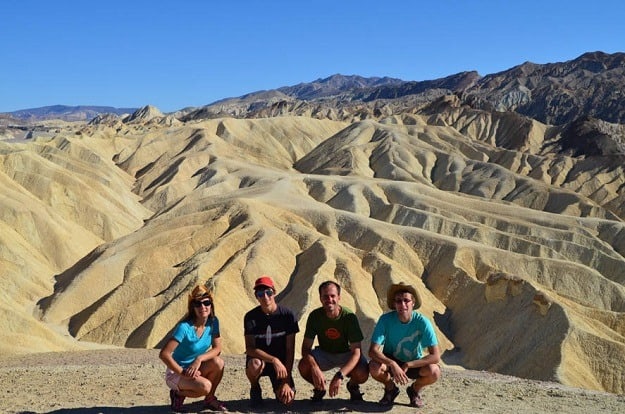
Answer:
[{"xmin": 244, "ymin": 275, "xmax": 299, "ymax": 407}]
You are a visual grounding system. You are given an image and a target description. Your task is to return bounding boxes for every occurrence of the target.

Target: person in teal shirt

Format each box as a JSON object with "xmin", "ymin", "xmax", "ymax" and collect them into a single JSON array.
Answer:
[
  {"xmin": 159, "ymin": 284, "xmax": 226, "ymax": 412},
  {"xmin": 298, "ymin": 281, "xmax": 369, "ymax": 403},
  {"xmin": 369, "ymin": 282, "xmax": 441, "ymax": 408}
]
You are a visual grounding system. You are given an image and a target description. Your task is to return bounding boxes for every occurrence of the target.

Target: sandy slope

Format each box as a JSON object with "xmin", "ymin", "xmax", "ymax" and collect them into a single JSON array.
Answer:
[{"xmin": 1, "ymin": 349, "xmax": 623, "ymax": 414}]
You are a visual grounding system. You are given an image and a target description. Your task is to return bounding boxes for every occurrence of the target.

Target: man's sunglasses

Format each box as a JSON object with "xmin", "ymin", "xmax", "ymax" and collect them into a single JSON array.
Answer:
[
  {"xmin": 192, "ymin": 299, "xmax": 212, "ymax": 308},
  {"xmin": 255, "ymin": 288, "xmax": 275, "ymax": 298}
]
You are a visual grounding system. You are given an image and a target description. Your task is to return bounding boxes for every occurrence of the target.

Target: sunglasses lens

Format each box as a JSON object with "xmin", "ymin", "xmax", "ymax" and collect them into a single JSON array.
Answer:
[
  {"xmin": 193, "ymin": 299, "xmax": 212, "ymax": 307},
  {"xmin": 255, "ymin": 289, "xmax": 274, "ymax": 298}
]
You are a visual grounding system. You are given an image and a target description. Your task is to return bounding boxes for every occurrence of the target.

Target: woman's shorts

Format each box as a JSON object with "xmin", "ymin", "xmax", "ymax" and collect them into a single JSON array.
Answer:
[{"xmin": 165, "ymin": 368, "xmax": 182, "ymax": 391}]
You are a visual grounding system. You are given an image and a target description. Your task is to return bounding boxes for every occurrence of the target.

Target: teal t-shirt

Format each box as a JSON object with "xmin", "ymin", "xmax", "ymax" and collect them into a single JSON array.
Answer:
[
  {"xmin": 304, "ymin": 306, "xmax": 364, "ymax": 353},
  {"xmin": 171, "ymin": 317, "xmax": 220, "ymax": 368},
  {"xmin": 371, "ymin": 311, "xmax": 437, "ymax": 362}
]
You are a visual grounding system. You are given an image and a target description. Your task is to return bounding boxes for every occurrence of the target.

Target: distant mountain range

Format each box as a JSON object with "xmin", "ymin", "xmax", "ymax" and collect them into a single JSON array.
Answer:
[
  {"xmin": 3, "ymin": 105, "xmax": 137, "ymax": 123},
  {"xmin": 3, "ymin": 51, "xmax": 625, "ymax": 126}
]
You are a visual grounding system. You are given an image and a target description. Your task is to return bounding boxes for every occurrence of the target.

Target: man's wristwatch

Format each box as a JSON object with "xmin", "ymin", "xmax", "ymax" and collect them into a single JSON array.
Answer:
[{"xmin": 334, "ymin": 370, "xmax": 344, "ymax": 380}]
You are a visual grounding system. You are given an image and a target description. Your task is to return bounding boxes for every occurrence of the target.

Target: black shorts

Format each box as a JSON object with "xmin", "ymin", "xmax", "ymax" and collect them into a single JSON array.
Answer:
[{"xmin": 384, "ymin": 353, "xmax": 422, "ymax": 379}]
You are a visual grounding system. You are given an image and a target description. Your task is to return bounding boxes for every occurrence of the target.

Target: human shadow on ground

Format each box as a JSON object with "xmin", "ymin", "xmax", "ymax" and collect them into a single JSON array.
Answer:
[{"xmin": 18, "ymin": 396, "xmax": 401, "ymax": 413}]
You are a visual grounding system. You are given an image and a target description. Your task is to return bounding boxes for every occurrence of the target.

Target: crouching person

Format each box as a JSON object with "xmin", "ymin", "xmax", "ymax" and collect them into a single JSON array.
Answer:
[
  {"xmin": 298, "ymin": 281, "xmax": 369, "ymax": 403},
  {"xmin": 368, "ymin": 282, "xmax": 441, "ymax": 408},
  {"xmin": 159, "ymin": 284, "xmax": 226, "ymax": 412}
]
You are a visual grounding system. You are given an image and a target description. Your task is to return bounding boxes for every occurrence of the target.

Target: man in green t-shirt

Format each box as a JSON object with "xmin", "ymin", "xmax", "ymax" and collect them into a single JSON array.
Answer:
[{"xmin": 298, "ymin": 281, "xmax": 369, "ymax": 403}]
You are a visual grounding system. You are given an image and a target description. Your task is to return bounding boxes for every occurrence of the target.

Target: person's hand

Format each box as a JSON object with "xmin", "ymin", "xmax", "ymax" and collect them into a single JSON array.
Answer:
[
  {"xmin": 273, "ymin": 358, "xmax": 288, "ymax": 379},
  {"xmin": 311, "ymin": 365, "xmax": 326, "ymax": 391},
  {"xmin": 184, "ymin": 359, "xmax": 202, "ymax": 377},
  {"xmin": 277, "ymin": 382, "xmax": 295, "ymax": 405},
  {"xmin": 390, "ymin": 361, "xmax": 409, "ymax": 385},
  {"xmin": 329, "ymin": 375, "xmax": 341, "ymax": 397}
]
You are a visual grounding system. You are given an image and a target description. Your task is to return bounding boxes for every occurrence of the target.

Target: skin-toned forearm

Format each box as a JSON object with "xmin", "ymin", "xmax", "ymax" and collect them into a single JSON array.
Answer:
[
  {"xmin": 246, "ymin": 346, "xmax": 280, "ymax": 364},
  {"xmin": 339, "ymin": 344, "xmax": 362, "ymax": 375},
  {"xmin": 404, "ymin": 346, "xmax": 441, "ymax": 368},
  {"xmin": 159, "ymin": 339, "xmax": 184, "ymax": 374},
  {"xmin": 368, "ymin": 344, "xmax": 395, "ymax": 366},
  {"xmin": 301, "ymin": 337, "xmax": 318, "ymax": 364}
]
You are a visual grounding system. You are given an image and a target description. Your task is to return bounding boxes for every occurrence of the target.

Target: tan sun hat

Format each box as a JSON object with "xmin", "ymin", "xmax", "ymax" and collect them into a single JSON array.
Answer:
[{"xmin": 386, "ymin": 282, "xmax": 422, "ymax": 309}]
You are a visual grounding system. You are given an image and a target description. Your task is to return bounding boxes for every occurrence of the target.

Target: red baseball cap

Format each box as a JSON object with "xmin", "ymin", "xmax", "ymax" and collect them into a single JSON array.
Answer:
[{"xmin": 254, "ymin": 276, "xmax": 275, "ymax": 290}]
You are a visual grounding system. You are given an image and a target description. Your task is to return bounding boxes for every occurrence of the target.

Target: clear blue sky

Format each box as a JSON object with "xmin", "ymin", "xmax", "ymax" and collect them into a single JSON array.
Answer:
[{"xmin": 2, "ymin": 0, "xmax": 623, "ymax": 113}]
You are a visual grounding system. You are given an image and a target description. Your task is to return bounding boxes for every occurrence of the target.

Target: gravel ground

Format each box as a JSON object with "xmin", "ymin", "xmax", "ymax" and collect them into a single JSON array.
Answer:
[{"xmin": 1, "ymin": 349, "xmax": 624, "ymax": 413}]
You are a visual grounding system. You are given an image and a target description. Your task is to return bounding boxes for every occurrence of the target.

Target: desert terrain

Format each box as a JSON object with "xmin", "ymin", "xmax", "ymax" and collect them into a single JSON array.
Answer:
[
  {"xmin": 1, "ymin": 62, "xmax": 625, "ymax": 412},
  {"xmin": 1, "ymin": 349, "xmax": 624, "ymax": 413}
]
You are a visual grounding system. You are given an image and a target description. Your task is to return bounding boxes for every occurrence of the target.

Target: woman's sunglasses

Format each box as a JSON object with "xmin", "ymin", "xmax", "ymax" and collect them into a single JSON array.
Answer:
[
  {"xmin": 192, "ymin": 299, "xmax": 212, "ymax": 308},
  {"xmin": 255, "ymin": 288, "xmax": 275, "ymax": 298}
]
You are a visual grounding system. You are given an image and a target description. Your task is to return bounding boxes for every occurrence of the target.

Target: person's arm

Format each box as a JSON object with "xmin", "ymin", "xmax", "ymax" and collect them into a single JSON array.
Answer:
[
  {"xmin": 182, "ymin": 336, "xmax": 223, "ymax": 378},
  {"xmin": 159, "ymin": 338, "xmax": 184, "ymax": 374},
  {"xmin": 328, "ymin": 342, "xmax": 362, "ymax": 397},
  {"xmin": 276, "ymin": 333, "xmax": 296, "ymax": 404},
  {"xmin": 301, "ymin": 336, "xmax": 326, "ymax": 390},
  {"xmin": 339, "ymin": 342, "xmax": 362, "ymax": 376},
  {"xmin": 404, "ymin": 344, "xmax": 441, "ymax": 369},
  {"xmin": 300, "ymin": 336, "xmax": 314, "ymax": 360}
]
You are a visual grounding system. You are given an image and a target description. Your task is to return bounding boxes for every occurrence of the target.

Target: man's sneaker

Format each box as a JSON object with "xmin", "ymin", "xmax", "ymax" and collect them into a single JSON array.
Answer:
[
  {"xmin": 346, "ymin": 381, "xmax": 364, "ymax": 402},
  {"xmin": 406, "ymin": 385, "xmax": 425, "ymax": 408},
  {"xmin": 169, "ymin": 389, "xmax": 185, "ymax": 412},
  {"xmin": 311, "ymin": 388, "xmax": 326, "ymax": 402},
  {"xmin": 250, "ymin": 385, "xmax": 263, "ymax": 408},
  {"xmin": 378, "ymin": 384, "xmax": 400, "ymax": 405}
]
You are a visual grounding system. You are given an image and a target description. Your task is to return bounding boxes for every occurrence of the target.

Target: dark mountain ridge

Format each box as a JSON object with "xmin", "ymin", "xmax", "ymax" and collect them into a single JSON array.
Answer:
[
  {"xmin": 4, "ymin": 51, "xmax": 625, "ymax": 127},
  {"xmin": 180, "ymin": 51, "xmax": 625, "ymax": 126}
]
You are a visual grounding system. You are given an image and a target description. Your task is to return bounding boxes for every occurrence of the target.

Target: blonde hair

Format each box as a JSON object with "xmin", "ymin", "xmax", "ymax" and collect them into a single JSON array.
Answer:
[{"xmin": 185, "ymin": 284, "xmax": 215, "ymax": 322}]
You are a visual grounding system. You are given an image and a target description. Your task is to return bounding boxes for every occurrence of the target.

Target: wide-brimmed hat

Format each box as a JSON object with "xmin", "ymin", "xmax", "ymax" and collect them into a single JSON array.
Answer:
[
  {"xmin": 254, "ymin": 275, "xmax": 275, "ymax": 290},
  {"xmin": 386, "ymin": 282, "xmax": 421, "ymax": 309}
]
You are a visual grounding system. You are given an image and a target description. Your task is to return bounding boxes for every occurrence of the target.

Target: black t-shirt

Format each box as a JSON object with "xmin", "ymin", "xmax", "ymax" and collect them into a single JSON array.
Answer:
[{"xmin": 244, "ymin": 304, "xmax": 299, "ymax": 362}]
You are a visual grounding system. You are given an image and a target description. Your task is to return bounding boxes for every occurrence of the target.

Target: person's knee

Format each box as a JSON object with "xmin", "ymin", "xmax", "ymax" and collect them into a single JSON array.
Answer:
[
  {"xmin": 420, "ymin": 364, "xmax": 441, "ymax": 383},
  {"xmin": 212, "ymin": 355, "xmax": 225, "ymax": 371},
  {"xmin": 204, "ymin": 356, "xmax": 224, "ymax": 372},
  {"xmin": 246, "ymin": 358, "xmax": 264, "ymax": 377},
  {"xmin": 349, "ymin": 362, "xmax": 370, "ymax": 383},
  {"xmin": 297, "ymin": 358, "xmax": 307, "ymax": 373},
  {"xmin": 368, "ymin": 361, "xmax": 385, "ymax": 379},
  {"xmin": 202, "ymin": 378, "xmax": 213, "ymax": 394},
  {"xmin": 430, "ymin": 364, "xmax": 441, "ymax": 381},
  {"xmin": 297, "ymin": 358, "xmax": 313, "ymax": 377}
]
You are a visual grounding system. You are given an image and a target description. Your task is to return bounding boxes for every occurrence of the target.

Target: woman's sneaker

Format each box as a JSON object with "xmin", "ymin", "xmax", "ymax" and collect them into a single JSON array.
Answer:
[
  {"xmin": 169, "ymin": 389, "xmax": 185, "ymax": 412},
  {"xmin": 204, "ymin": 395, "xmax": 227, "ymax": 411}
]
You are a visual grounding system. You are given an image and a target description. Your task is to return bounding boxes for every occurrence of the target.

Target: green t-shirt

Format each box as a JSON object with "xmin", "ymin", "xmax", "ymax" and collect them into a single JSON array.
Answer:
[{"xmin": 304, "ymin": 306, "xmax": 364, "ymax": 354}]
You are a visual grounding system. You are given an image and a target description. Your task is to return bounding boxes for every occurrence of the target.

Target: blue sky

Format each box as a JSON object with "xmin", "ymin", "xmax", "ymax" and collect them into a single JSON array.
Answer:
[{"xmin": 2, "ymin": 0, "xmax": 623, "ymax": 113}]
